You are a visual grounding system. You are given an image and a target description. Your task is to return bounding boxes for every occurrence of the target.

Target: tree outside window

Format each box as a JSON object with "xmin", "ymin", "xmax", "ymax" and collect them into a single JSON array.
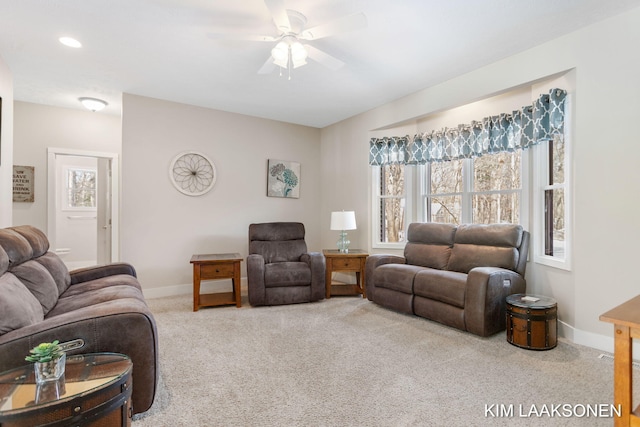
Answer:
[{"xmin": 66, "ymin": 168, "xmax": 96, "ymax": 209}]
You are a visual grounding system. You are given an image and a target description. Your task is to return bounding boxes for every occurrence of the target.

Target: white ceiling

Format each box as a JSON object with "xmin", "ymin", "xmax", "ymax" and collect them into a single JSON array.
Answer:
[{"xmin": 1, "ymin": 0, "xmax": 639, "ymax": 128}]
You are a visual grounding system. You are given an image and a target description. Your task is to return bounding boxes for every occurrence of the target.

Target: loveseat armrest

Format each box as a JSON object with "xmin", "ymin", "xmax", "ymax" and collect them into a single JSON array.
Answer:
[
  {"xmin": 365, "ymin": 254, "xmax": 406, "ymax": 301},
  {"xmin": 302, "ymin": 252, "xmax": 326, "ymax": 301},
  {"xmin": 464, "ymin": 267, "xmax": 526, "ymax": 337},
  {"xmin": 70, "ymin": 263, "xmax": 137, "ymax": 285},
  {"xmin": 247, "ymin": 254, "xmax": 266, "ymax": 306}
]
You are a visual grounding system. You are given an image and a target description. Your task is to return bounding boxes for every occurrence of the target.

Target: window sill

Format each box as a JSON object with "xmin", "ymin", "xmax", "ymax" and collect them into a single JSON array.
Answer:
[{"xmin": 534, "ymin": 254, "xmax": 571, "ymax": 271}]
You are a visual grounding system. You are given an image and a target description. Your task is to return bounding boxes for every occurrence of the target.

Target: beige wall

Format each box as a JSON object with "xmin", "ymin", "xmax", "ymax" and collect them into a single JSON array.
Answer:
[
  {"xmin": 0, "ymin": 54, "xmax": 13, "ymax": 227},
  {"xmin": 320, "ymin": 7, "xmax": 640, "ymax": 351},
  {"xmin": 121, "ymin": 94, "xmax": 322, "ymax": 297},
  {"xmin": 12, "ymin": 101, "xmax": 121, "ymax": 231}
]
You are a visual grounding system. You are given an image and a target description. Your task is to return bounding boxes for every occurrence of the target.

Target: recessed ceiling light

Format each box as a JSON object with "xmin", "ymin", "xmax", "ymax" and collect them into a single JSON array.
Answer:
[
  {"xmin": 59, "ymin": 37, "xmax": 82, "ymax": 48},
  {"xmin": 79, "ymin": 97, "xmax": 108, "ymax": 112}
]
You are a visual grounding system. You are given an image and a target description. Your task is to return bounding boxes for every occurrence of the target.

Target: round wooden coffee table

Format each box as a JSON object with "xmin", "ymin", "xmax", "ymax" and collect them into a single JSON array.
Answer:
[
  {"xmin": 0, "ymin": 352, "xmax": 133, "ymax": 426},
  {"xmin": 506, "ymin": 294, "xmax": 558, "ymax": 350}
]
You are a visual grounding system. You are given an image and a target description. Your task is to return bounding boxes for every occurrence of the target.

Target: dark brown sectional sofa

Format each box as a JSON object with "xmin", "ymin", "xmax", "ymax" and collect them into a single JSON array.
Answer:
[
  {"xmin": 0, "ymin": 225, "xmax": 158, "ymax": 415},
  {"xmin": 366, "ymin": 222, "xmax": 529, "ymax": 337}
]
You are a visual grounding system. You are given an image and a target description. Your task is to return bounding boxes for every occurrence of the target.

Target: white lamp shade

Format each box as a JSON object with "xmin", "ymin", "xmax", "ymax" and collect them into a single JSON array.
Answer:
[{"xmin": 330, "ymin": 211, "xmax": 357, "ymax": 231}]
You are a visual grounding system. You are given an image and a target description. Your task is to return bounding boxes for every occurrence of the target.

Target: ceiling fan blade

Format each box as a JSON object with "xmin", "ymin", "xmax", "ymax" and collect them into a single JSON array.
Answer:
[
  {"xmin": 264, "ymin": 0, "xmax": 291, "ymax": 33},
  {"xmin": 305, "ymin": 45, "xmax": 345, "ymax": 71},
  {"xmin": 258, "ymin": 56, "xmax": 277, "ymax": 74},
  {"xmin": 207, "ymin": 32, "xmax": 277, "ymax": 42},
  {"xmin": 300, "ymin": 12, "xmax": 367, "ymax": 40}
]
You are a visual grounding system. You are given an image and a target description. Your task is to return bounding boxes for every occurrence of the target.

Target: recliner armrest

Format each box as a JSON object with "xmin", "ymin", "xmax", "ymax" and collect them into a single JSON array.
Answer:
[
  {"xmin": 302, "ymin": 252, "xmax": 325, "ymax": 301},
  {"xmin": 464, "ymin": 267, "xmax": 526, "ymax": 337},
  {"xmin": 70, "ymin": 262, "xmax": 137, "ymax": 285},
  {"xmin": 247, "ymin": 254, "xmax": 266, "ymax": 306},
  {"xmin": 365, "ymin": 254, "xmax": 406, "ymax": 301}
]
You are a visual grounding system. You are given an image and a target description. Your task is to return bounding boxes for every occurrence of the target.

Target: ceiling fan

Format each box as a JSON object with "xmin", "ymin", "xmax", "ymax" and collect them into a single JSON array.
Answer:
[{"xmin": 210, "ymin": 0, "xmax": 367, "ymax": 78}]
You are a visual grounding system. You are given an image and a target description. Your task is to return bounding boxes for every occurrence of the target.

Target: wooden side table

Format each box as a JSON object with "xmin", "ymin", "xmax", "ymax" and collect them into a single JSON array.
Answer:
[
  {"xmin": 323, "ymin": 249, "xmax": 368, "ymax": 299},
  {"xmin": 0, "ymin": 353, "xmax": 132, "ymax": 427},
  {"xmin": 190, "ymin": 253, "xmax": 243, "ymax": 311},
  {"xmin": 600, "ymin": 294, "xmax": 640, "ymax": 426}
]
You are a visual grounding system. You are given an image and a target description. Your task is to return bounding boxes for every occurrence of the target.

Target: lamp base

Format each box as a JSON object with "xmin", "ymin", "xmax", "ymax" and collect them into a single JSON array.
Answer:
[{"xmin": 337, "ymin": 231, "xmax": 350, "ymax": 253}]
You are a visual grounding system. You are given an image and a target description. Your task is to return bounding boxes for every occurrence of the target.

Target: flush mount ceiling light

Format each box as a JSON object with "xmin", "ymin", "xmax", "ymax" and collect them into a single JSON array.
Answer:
[
  {"xmin": 59, "ymin": 37, "xmax": 82, "ymax": 48},
  {"xmin": 79, "ymin": 97, "xmax": 108, "ymax": 112}
]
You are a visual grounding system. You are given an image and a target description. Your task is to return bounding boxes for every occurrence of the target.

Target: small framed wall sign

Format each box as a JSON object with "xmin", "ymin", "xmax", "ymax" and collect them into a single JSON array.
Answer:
[
  {"xmin": 13, "ymin": 166, "xmax": 35, "ymax": 202},
  {"xmin": 267, "ymin": 159, "xmax": 300, "ymax": 198}
]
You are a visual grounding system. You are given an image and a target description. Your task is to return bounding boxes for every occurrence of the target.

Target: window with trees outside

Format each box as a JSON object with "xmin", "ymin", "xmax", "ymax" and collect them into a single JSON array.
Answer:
[{"xmin": 65, "ymin": 168, "xmax": 97, "ymax": 209}]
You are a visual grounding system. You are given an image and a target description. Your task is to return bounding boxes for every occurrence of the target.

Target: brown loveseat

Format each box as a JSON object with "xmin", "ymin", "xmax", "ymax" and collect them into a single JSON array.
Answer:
[
  {"xmin": 0, "ymin": 225, "xmax": 158, "ymax": 414},
  {"xmin": 365, "ymin": 222, "xmax": 529, "ymax": 337}
]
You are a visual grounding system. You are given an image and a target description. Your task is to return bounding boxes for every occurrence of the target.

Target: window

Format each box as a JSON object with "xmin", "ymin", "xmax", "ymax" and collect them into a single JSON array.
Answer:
[
  {"xmin": 421, "ymin": 151, "xmax": 524, "ymax": 225},
  {"xmin": 534, "ymin": 131, "xmax": 570, "ymax": 270},
  {"xmin": 372, "ymin": 164, "xmax": 411, "ymax": 247},
  {"xmin": 65, "ymin": 168, "xmax": 97, "ymax": 209}
]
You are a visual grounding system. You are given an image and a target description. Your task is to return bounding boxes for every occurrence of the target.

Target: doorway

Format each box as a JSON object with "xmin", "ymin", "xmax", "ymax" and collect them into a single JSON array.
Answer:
[{"xmin": 47, "ymin": 148, "xmax": 119, "ymax": 268}]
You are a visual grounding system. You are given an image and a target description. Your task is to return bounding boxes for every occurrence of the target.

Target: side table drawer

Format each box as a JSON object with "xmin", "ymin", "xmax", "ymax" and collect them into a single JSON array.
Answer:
[
  {"xmin": 200, "ymin": 263, "xmax": 235, "ymax": 278},
  {"xmin": 331, "ymin": 258, "xmax": 362, "ymax": 270}
]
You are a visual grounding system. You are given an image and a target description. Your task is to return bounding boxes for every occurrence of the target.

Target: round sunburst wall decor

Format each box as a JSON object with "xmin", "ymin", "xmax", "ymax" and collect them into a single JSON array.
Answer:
[{"xmin": 169, "ymin": 151, "xmax": 217, "ymax": 196}]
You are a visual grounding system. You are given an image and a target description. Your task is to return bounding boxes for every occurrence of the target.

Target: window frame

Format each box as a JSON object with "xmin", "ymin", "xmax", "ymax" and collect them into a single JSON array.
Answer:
[
  {"xmin": 371, "ymin": 165, "xmax": 414, "ymax": 249},
  {"xmin": 532, "ymin": 96, "xmax": 572, "ymax": 271}
]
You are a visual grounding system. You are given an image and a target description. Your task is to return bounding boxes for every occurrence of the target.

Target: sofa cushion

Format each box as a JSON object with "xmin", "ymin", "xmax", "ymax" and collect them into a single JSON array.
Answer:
[
  {"xmin": 0, "ymin": 246, "xmax": 8, "ymax": 276},
  {"xmin": 35, "ymin": 252, "xmax": 72, "ymax": 295},
  {"xmin": 404, "ymin": 223, "xmax": 456, "ymax": 269},
  {"xmin": 0, "ymin": 228, "xmax": 33, "ymax": 267},
  {"xmin": 10, "ymin": 225, "xmax": 50, "ymax": 258},
  {"xmin": 48, "ymin": 282, "xmax": 146, "ymax": 318},
  {"xmin": 413, "ymin": 269, "xmax": 468, "ymax": 308},
  {"xmin": 11, "ymin": 260, "xmax": 59, "ymax": 314},
  {"xmin": 0, "ymin": 273, "xmax": 44, "ymax": 334},
  {"xmin": 447, "ymin": 224, "xmax": 522, "ymax": 273},
  {"xmin": 264, "ymin": 262, "xmax": 311, "ymax": 287},
  {"xmin": 373, "ymin": 264, "xmax": 426, "ymax": 294}
]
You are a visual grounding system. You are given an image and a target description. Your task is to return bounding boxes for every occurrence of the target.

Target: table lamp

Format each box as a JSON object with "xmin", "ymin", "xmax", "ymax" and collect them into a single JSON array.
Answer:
[{"xmin": 330, "ymin": 211, "xmax": 357, "ymax": 253}]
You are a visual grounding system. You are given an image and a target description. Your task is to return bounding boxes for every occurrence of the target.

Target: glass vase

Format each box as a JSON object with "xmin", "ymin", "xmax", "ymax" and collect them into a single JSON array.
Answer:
[{"xmin": 34, "ymin": 353, "xmax": 66, "ymax": 384}]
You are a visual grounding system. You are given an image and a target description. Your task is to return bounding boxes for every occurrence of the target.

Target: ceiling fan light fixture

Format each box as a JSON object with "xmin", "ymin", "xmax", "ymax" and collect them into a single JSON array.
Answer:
[
  {"xmin": 290, "ymin": 41, "xmax": 308, "ymax": 62},
  {"xmin": 271, "ymin": 41, "xmax": 288, "ymax": 62}
]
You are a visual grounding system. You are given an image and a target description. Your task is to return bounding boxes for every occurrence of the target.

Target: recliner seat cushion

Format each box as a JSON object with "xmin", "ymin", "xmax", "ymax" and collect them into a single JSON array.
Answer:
[
  {"xmin": 413, "ymin": 269, "xmax": 467, "ymax": 308},
  {"xmin": 264, "ymin": 262, "xmax": 311, "ymax": 287},
  {"xmin": 373, "ymin": 264, "xmax": 426, "ymax": 294}
]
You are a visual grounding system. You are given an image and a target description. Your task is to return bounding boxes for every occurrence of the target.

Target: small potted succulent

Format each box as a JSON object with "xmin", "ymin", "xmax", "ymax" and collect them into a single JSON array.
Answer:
[{"xmin": 26, "ymin": 340, "xmax": 66, "ymax": 384}]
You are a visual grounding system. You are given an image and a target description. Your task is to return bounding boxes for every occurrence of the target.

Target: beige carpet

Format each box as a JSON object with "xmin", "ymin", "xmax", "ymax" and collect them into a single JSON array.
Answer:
[{"xmin": 132, "ymin": 294, "xmax": 632, "ymax": 426}]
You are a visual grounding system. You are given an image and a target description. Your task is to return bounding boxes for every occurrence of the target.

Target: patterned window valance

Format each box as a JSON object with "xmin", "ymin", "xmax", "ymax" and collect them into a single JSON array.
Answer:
[{"xmin": 369, "ymin": 88, "xmax": 566, "ymax": 166}]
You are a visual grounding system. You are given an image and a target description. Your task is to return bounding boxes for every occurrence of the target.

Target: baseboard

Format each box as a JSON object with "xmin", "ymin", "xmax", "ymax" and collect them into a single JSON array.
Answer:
[
  {"xmin": 559, "ymin": 319, "xmax": 640, "ymax": 361},
  {"xmin": 142, "ymin": 277, "xmax": 248, "ymax": 299}
]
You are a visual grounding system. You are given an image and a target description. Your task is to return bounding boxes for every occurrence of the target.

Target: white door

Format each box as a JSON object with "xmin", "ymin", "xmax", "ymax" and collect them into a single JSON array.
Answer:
[{"xmin": 47, "ymin": 148, "xmax": 119, "ymax": 269}]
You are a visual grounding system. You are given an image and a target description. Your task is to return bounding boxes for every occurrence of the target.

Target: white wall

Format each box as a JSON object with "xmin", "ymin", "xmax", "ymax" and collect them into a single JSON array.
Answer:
[
  {"xmin": 121, "ymin": 94, "xmax": 322, "ymax": 297},
  {"xmin": 0, "ymin": 55, "xmax": 13, "ymax": 228},
  {"xmin": 12, "ymin": 101, "xmax": 121, "ymax": 232},
  {"xmin": 320, "ymin": 7, "xmax": 640, "ymax": 352}
]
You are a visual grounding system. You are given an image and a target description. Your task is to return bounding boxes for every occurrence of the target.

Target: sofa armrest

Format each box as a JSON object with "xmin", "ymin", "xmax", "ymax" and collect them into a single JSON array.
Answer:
[
  {"xmin": 247, "ymin": 254, "xmax": 266, "ymax": 306},
  {"xmin": 0, "ymin": 299, "xmax": 158, "ymax": 414},
  {"xmin": 302, "ymin": 252, "xmax": 326, "ymax": 301},
  {"xmin": 365, "ymin": 254, "xmax": 406, "ymax": 301},
  {"xmin": 70, "ymin": 263, "xmax": 137, "ymax": 285},
  {"xmin": 464, "ymin": 267, "xmax": 526, "ymax": 337}
]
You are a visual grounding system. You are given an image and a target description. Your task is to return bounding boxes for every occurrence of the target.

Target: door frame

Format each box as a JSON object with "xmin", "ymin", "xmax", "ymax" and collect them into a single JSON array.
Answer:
[{"xmin": 47, "ymin": 147, "xmax": 120, "ymax": 262}]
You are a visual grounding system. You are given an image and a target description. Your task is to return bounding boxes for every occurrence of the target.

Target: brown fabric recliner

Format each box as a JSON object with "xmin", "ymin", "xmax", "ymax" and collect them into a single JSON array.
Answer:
[
  {"xmin": 0, "ymin": 225, "xmax": 158, "ymax": 415},
  {"xmin": 247, "ymin": 222, "xmax": 325, "ymax": 306}
]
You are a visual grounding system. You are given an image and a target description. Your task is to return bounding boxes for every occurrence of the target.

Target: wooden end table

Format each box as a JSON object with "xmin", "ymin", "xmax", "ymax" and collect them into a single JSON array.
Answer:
[
  {"xmin": 0, "ymin": 353, "xmax": 132, "ymax": 426},
  {"xmin": 600, "ymin": 294, "xmax": 640, "ymax": 426},
  {"xmin": 506, "ymin": 294, "xmax": 557, "ymax": 350},
  {"xmin": 190, "ymin": 253, "xmax": 243, "ymax": 311},
  {"xmin": 323, "ymin": 249, "xmax": 368, "ymax": 299}
]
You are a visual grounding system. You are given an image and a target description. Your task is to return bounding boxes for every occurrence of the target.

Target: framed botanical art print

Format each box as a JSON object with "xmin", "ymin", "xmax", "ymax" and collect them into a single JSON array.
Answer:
[{"xmin": 267, "ymin": 159, "xmax": 300, "ymax": 198}]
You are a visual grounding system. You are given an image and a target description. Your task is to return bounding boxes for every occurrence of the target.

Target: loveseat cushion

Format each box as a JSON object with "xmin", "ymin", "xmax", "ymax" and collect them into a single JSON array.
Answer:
[
  {"xmin": 11, "ymin": 260, "xmax": 59, "ymax": 314},
  {"xmin": 0, "ymin": 273, "xmax": 44, "ymax": 334},
  {"xmin": 404, "ymin": 223, "xmax": 456, "ymax": 269},
  {"xmin": 413, "ymin": 269, "xmax": 468, "ymax": 308},
  {"xmin": 373, "ymin": 264, "xmax": 426, "ymax": 294},
  {"xmin": 447, "ymin": 224, "xmax": 522, "ymax": 273},
  {"xmin": 35, "ymin": 252, "xmax": 71, "ymax": 295},
  {"xmin": 264, "ymin": 262, "xmax": 311, "ymax": 287},
  {"xmin": 0, "ymin": 228, "xmax": 34, "ymax": 267}
]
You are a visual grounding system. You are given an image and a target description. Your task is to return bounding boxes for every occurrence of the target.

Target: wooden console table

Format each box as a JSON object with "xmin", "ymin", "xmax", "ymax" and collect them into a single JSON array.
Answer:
[
  {"xmin": 600, "ymin": 294, "xmax": 640, "ymax": 426},
  {"xmin": 190, "ymin": 253, "xmax": 242, "ymax": 311},
  {"xmin": 323, "ymin": 249, "xmax": 368, "ymax": 299}
]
